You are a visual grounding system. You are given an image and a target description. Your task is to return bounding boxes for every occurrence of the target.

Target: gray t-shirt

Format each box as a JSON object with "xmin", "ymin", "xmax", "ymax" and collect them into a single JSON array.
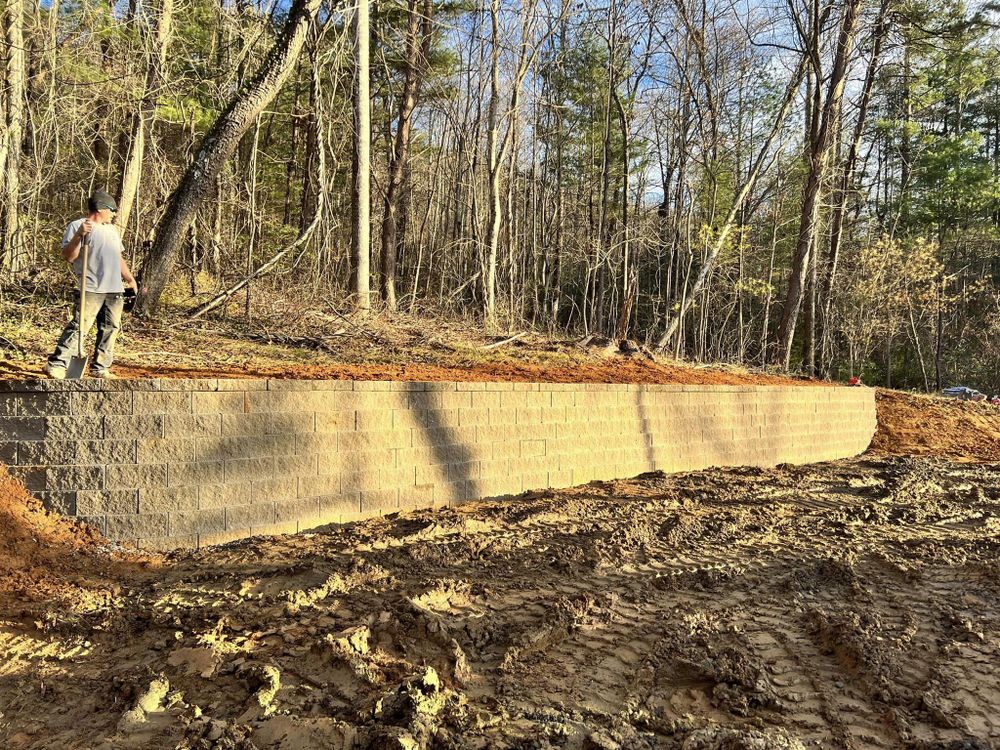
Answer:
[{"xmin": 62, "ymin": 219, "xmax": 126, "ymax": 294}]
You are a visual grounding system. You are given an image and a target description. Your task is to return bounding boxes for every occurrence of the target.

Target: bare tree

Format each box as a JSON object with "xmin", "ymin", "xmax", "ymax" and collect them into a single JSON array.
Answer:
[
  {"xmin": 380, "ymin": 0, "xmax": 433, "ymax": 310},
  {"xmin": 133, "ymin": 0, "xmax": 322, "ymax": 316},
  {"xmin": 774, "ymin": 0, "xmax": 864, "ymax": 370}
]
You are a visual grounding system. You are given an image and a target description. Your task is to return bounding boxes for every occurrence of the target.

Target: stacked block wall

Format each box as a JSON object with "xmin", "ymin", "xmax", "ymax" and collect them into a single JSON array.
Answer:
[{"xmin": 0, "ymin": 379, "xmax": 877, "ymax": 549}]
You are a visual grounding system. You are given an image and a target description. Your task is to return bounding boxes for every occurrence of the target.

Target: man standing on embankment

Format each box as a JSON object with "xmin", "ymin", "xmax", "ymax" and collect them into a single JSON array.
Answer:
[{"xmin": 45, "ymin": 190, "xmax": 138, "ymax": 380}]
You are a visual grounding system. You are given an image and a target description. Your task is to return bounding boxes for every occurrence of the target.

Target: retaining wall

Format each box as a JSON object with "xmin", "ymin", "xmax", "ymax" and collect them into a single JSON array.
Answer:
[{"xmin": 0, "ymin": 379, "xmax": 876, "ymax": 549}]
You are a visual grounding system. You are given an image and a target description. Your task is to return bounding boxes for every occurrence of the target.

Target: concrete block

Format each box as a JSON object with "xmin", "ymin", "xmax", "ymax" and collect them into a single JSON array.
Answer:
[
  {"xmin": 17, "ymin": 392, "xmax": 73, "ymax": 417},
  {"xmin": 107, "ymin": 513, "xmax": 169, "ymax": 540},
  {"xmin": 341, "ymin": 471, "xmax": 381, "ymax": 494},
  {"xmin": 154, "ymin": 378, "xmax": 219, "ymax": 391},
  {"xmin": 77, "ymin": 489, "xmax": 138, "ymax": 515},
  {"xmin": 163, "ymin": 414, "xmax": 222, "ymax": 438},
  {"xmin": 415, "ymin": 461, "xmax": 479, "ymax": 485},
  {"xmin": 270, "ymin": 453, "xmax": 316, "ymax": 477},
  {"xmin": 294, "ymin": 433, "xmax": 337, "ymax": 455},
  {"xmin": 17, "ymin": 440, "xmax": 75, "ymax": 465},
  {"xmin": 377, "ymin": 466, "xmax": 415, "ymax": 490},
  {"xmin": 347, "ymin": 430, "xmax": 412, "ymax": 452},
  {"xmin": 411, "ymin": 426, "xmax": 477, "ymax": 448},
  {"xmin": 440, "ymin": 480, "xmax": 477, "ymax": 505},
  {"xmin": 520, "ymin": 439, "xmax": 546, "ymax": 458},
  {"xmin": 470, "ymin": 392, "xmax": 502, "ymax": 410},
  {"xmin": 0, "ymin": 395, "xmax": 17, "ymax": 417},
  {"xmin": 457, "ymin": 408, "xmax": 490, "ymax": 427},
  {"xmin": 317, "ymin": 493, "xmax": 360, "ymax": 518},
  {"xmin": 356, "ymin": 409, "xmax": 394, "ymax": 431},
  {"xmin": 220, "ymin": 413, "xmax": 272, "ymax": 437},
  {"xmin": 226, "ymin": 503, "xmax": 275, "ymax": 531},
  {"xmin": 199, "ymin": 482, "xmax": 251, "ymax": 509},
  {"xmin": 7, "ymin": 466, "xmax": 45, "ymax": 490},
  {"xmin": 320, "ymin": 448, "xmax": 395, "ymax": 476},
  {"xmin": 298, "ymin": 474, "xmax": 341, "ymax": 498},
  {"xmin": 224, "ymin": 456, "xmax": 276, "ymax": 483},
  {"xmin": 45, "ymin": 464, "xmax": 104, "ymax": 491},
  {"xmin": 37, "ymin": 491, "xmax": 77, "ymax": 515},
  {"xmin": 0, "ymin": 417, "xmax": 47, "ymax": 440},
  {"xmin": 192, "ymin": 391, "xmax": 246, "ymax": 414},
  {"xmin": 140, "ymin": 535, "xmax": 198, "ymax": 551},
  {"xmin": 0, "ymin": 440, "xmax": 16, "ymax": 463},
  {"xmin": 401, "ymin": 483, "xmax": 435, "ymax": 509},
  {"xmin": 137, "ymin": 438, "xmax": 194, "ymax": 463},
  {"xmin": 77, "ymin": 515, "xmax": 107, "ymax": 535},
  {"xmin": 77, "ymin": 439, "xmax": 137, "ymax": 465},
  {"xmin": 274, "ymin": 496, "xmax": 320, "ymax": 523},
  {"xmin": 104, "ymin": 415, "xmax": 163, "ymax": 439},
  {"xmin": 171, "ymin": 509, "xmax": 226, "ymax": 536},
  {"xmin": 352, "ymin": 380, "xmax": 394, "ymax": 391},
  {"xmin": 168, "ymin": 461, "xmax": 225, "ymax": 487},
  {"xmin": 139, "ymin": 487, "xmax": 199, "ymax": 513},
  {"xmin": 251, "ymin": 477, "xmax": 299, "ymax": 503},
  {"xmin": 134, "ymin": 391, "xmax": 193, "ymax": 415},
  {"xmin": 267, "ymin": 412, "xmax": 315, "ymax": 435},
  {"xmin": 314, "ymin": 410, "xmax": 353, "ymax": 433},
  {"xmin": 360, "ymin": 488, "xmax": 399, "ymax": 514},
  {"xmin": 218, "ymin": 379, "xmax": 267, "ymax": 391},
  {"xmin": 72, "ymin": 391, "xmax": 134, "ymax": 416},
  {"xmin": 105, "ymin": 463, "xmax": 167, "ymax": 490},
  {"xmin": 196, "ymin": 435, "xmax": 286, "ymax": 461}
]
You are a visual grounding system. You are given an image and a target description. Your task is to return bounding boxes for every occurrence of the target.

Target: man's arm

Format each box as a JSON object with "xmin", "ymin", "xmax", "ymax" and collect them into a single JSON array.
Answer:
[
  {"xmin": 62, "ymin": 220, "xmax": 92, "ymax": 263},
  {"xmin": 121, "ymin": 255, "xmax": 137, "ymax": 291}
]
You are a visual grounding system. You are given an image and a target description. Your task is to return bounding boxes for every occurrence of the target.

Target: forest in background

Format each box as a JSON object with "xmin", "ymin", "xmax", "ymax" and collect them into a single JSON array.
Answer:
[{"xmin": 0, "ymin": 0, "xmax": 998, "ymax": 391}]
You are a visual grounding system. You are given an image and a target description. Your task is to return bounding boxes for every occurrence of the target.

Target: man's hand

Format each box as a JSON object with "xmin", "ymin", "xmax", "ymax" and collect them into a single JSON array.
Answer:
[
  {"xmin": 78, "ymin": 219, "xmax": 94, "ymax": 238},
  {"xmin": 124, "ymin": 277, "xmax": 138, "ymax": 292}
]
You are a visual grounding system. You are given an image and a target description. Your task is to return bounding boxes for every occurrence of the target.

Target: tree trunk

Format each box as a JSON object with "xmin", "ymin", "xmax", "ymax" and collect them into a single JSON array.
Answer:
[
  {"xmin": 133, "ymin": 0, "xmax": 321, "ymax": 316},
  {"xmin": 774, "ymin": 0, "xmax": 862, "ymax": 369},
  {"xmin": 352, "ymin": 0, "xmax": 371, "ymax": 312},
  {"xmin": 1, "ymin": 0, "xmax": 25, "ymax": 275},
  {"xmin": 380, "ymin": 0, "xmax": 433, "ymax": 311},
  {"xmin": 820, "ymin": 0, "xmax": 891, "ymax": 371},
  {"xmin": 116, "ymin": 0, "xmax": 174, "ymax": 237}
]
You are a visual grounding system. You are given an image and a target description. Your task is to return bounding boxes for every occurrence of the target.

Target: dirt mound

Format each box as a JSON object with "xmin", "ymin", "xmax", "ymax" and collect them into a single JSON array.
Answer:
[
  {"xmin": 0, "ymin": 465, "xmax": 148, "ymax": 616},
  {"xmin": 3, "ymin": 455, "xmax": 1000, "ymax": 748},
  {"xmin": 873, "ymin": 389, "xmax": 1000, "ymax": 462}
]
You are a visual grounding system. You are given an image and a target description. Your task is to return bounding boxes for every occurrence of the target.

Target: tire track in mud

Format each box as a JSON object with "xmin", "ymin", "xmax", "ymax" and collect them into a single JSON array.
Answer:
[{"xmin": 3, "ymin": 455, "xmax": 1000, "ymax": 749}]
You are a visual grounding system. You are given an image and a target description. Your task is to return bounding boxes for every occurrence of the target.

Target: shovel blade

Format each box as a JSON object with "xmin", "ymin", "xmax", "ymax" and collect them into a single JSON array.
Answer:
[{"xmin": 66, "ymin": 355, "xmax": 89, "ymax": 380}]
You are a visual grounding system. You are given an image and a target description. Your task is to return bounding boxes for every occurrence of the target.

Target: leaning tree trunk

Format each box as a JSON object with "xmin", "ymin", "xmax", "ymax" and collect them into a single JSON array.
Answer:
[
  {"xmin": 655, "ymin": 51, "xmax": 809, "ymax": 351},
  {"xmin": 0, "ymin": 0, "xmax": 25, "ymax": 276},
  {"xmin": 133, "ymin": 0, "xmax": 321, "ymax": 317}
]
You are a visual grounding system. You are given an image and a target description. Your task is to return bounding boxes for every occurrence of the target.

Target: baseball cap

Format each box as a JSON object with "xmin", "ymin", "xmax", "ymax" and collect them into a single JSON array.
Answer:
[{"xmin": 88, "ymin": 190, "xmax": 118, "ymax": 213}]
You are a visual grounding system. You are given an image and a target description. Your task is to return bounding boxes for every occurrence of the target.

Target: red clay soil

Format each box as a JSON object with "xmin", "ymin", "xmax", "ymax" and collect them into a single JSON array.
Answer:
[
  {"xmin": 108, "ymin": 359, "xmax": 826, "ymax": 386},
  {"xmin": 872, "ymin": 389, "xmax": 1000, "ymax": 462},
  {"xmin": 0, "ymin": 466, "xmax": 150, "ymax": 616}
]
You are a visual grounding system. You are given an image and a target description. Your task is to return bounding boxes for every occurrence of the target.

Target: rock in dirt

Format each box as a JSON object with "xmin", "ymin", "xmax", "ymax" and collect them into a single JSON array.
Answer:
[{"xmin": 117, "ymin": 677, "xmax": 170, "ymax": 733}]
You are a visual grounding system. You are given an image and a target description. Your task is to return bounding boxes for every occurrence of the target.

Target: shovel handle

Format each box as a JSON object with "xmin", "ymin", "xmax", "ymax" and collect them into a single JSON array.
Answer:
[{"xmin": 78, "ymin": 232, "xmax": 89, "ymax": 359}]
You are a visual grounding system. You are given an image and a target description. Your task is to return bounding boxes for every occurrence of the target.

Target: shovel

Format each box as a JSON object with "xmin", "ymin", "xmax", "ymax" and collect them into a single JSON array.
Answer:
[{"xmin": 66, "ymin": 233, "xmax": 90, "ymax": 379}]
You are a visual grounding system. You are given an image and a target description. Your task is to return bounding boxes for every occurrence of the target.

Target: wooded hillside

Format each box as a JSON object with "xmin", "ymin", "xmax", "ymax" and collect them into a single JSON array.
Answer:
[{"xmin": 1, "ymin": 0, "xmax": 998, "ymax": 391}]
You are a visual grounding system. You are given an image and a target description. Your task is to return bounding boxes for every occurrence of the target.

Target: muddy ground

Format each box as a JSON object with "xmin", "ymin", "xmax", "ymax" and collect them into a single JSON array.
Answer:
[{"xmin": 2, "ymin": 453, "xmax": 1000, "ymax": 750}]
